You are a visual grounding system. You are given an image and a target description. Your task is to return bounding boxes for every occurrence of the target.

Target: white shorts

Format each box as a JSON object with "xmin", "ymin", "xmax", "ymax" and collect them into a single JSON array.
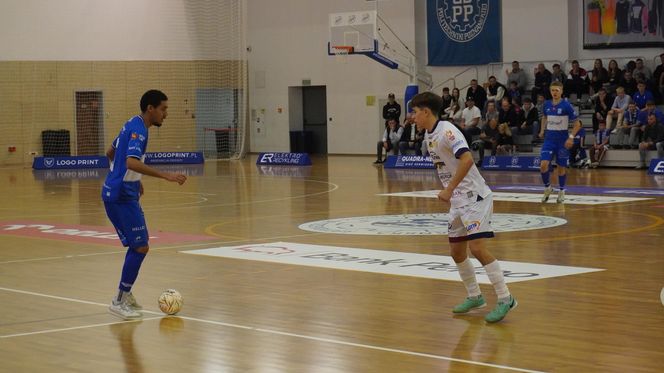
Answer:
[{"xmin": 448, "ymin": 193, "xmax": 495, "ymax": 242}]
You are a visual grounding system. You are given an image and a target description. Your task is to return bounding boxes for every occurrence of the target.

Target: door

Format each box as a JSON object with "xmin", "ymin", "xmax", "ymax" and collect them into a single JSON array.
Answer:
[
  {"xmin": 75, "ymin": 91, "xmax": 104, "ymax": 155},
  {"xmin": 302, "ymin": 86, "xmax": 327, "ymax": 154}
]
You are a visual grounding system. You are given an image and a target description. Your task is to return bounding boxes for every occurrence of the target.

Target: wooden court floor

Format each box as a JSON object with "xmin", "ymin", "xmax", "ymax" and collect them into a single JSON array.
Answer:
[{"xmin": 0, "ymin": 155, "xmax": 663, "ymax": 372}]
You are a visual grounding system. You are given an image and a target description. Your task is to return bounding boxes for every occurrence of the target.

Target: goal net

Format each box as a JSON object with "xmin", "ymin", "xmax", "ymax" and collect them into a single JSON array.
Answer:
[{"xmin": 0, "ymin": 1, "xmax": 247, "ymax": 167}]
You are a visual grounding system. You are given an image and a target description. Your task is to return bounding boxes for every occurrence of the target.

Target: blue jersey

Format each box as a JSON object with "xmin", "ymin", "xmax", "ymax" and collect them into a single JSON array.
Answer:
[
  {"xmin": 543, "ymin": 99, "xmax": 578, "ymax": 142},
  {"xmin": 102, "ymin": 116, "xmax": 149, "ymax": 202}
]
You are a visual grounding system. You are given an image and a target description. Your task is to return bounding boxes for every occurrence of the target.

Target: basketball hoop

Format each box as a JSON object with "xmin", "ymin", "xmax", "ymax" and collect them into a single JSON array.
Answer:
[{"xmin": 331, "ymin": 46, "xmax": 354, "ymax": 64}]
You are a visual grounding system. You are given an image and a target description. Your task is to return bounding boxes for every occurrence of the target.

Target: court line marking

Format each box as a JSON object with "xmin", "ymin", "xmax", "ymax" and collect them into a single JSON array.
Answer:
[
  {"xmin": 0, "ymin": 231, "xmax": 324, "ymax": 265},
  {"xmin": 1, "ymin": 179, "xmax": 339, "ymax": 219},
  {"xmin": 0, "ymin": 317, "xmax": 162, "ymax": 339},
  {"xmin": 0, "ymin": 286, "xmax": 546, "ymax": 373}
]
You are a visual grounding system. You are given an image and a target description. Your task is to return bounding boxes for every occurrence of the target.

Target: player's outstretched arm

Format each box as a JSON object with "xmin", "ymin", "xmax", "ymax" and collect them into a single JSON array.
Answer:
[
  {"xmin": 565, "ymin": 119, "xmax": 582, "ymax": 149},
  {"xmin": 105, "ymin": 146, "xmax": 115, "ymax": 161},
  {"xmin": 126, "ymin": 157, "xmax": 187, "ymax": 185},
  {"xmin": 539, "ymin": 116, "xmax": 547, "ymax": 138}
]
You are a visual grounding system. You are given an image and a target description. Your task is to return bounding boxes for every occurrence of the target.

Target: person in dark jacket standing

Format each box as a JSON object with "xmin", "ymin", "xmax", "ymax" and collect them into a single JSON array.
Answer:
[{"xmin": 382, "ymin": 93, "xmax": 401, "ymax": 123}]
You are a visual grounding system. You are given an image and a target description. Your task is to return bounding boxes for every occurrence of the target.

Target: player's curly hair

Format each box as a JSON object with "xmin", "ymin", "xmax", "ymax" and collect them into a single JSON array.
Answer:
[{"xmin": 140, "ymin": 90, "xmax": 168, "ymax": 113}]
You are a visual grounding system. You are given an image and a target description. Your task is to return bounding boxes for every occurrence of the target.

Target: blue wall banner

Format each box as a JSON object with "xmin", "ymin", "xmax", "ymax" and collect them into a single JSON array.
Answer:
[
  {"xmin": 648, "ymin": 159, "xmax": 664, "ymax": 175},
  {"xmin": 144, "ymin": 152, "xmax": 204, "ymax": 165},
  {"xmin": 383, "ymin": 155, "xmax": 435, "ymax": 169},
  {"xmin": 32, "ymin": 156, "xmax": 109, "ymax": 170},
  {"xmin": 256, "ymin": 153, "xmax": 312, "ymax": 166},
  {"xmin": 427, "ymin": 0, "xmax": 502, "ymax": 66},
  {"xmin": 481, "ymin": 155, "xmax": 542, "ymax": 171}
]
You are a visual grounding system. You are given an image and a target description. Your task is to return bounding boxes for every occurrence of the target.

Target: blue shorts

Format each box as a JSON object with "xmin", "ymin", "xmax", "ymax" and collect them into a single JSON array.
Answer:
[
  {"xmin": 104, "ymin": 200, "xmax": 149, "ymax": 249},
  {"xmin": 540, "ymin": 139, "xmax": 570, "ymax": 168}
]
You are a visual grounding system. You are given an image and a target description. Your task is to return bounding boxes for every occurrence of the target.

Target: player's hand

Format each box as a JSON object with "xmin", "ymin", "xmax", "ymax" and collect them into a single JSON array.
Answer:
[
  {"xmin": 538, "ymin": 132, "xmax": 544, "ymax": 139},
  {"xmin": 437, "ymin": 189, "xmax": 452, "ymax": 203},
  {"xmin": 564, "ymin": 138, "xmax": 574, "ymax": 149},
  {"xmin": 165, "ymin": 173, "xmax": 187, "ymax": 185}
]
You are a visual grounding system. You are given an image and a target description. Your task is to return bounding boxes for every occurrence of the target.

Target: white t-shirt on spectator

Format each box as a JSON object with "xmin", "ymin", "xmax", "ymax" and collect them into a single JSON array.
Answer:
[{"xmin": 462, "ymin": 106, "xmax": 482, "ymax": 127}]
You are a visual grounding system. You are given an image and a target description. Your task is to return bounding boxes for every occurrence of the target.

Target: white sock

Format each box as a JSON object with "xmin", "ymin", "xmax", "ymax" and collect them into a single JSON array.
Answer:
[
  {"xmin": 457, "ymin": 258, "xmax": 481, "ymax": 298},
  {"xmin": 485, "ymin": 260, "xmax": 511, "ymax": 301}
]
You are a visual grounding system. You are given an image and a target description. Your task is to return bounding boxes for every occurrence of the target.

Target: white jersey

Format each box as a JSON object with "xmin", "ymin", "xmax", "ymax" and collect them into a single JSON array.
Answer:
[{"xmin": 425, "ymin": 120, "xmax": 492, "ymax": 208}]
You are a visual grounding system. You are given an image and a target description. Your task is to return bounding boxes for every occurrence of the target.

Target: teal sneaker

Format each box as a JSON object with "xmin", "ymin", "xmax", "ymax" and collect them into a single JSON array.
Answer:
[
  {"xmin": 485, "ymin": 296, "xmax": 517, "ymax": 323},
  {"xmin": 452, "ymin": 295, "xmax": 486, "ymax": 314}
]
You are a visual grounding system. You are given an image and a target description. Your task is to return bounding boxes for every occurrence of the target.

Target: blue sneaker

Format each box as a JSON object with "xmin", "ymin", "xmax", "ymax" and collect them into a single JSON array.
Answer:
[
  {"xmin": 485, "ymin": 296, "xmax": 517, "ymax": 323},
  {"xmin": 452, "ymin": 295, "xmax": 486, "ymax": 314}
]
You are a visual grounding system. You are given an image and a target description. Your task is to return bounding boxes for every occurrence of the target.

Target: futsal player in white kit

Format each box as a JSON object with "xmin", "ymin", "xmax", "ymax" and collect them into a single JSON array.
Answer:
[{"xmin": 411, "ymin": 92, "xmax": 517, "ymax": 323}]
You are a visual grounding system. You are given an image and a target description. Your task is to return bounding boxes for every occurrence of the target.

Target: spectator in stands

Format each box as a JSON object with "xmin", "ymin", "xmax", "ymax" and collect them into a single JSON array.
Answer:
[
  {"xmin": 440, "ymin": 87, "xmax": 452, "ymax": 118},
  {"xmin": 607, "ymin": 59, "xmax": 623, "ymax": 94},
  {"xmin": 484, "ymin": 75, "xmax": 506, "ymax": 108},
  {"xmin": 374, "ymin": 118, "xmax": 402, "ymax": 164},
  {"xmin": 593, "ymin": 88, "xmax": 611, "ymax": 134},
  {"xmin": 465, "ymin": 79, "xmax": 487, "ymax": 113},
  {"xmin": 473, "ymin": 118, "xmax": 499, "ymax": 166},
  {"xmin": 589, "ymin": 59, "xmax": 609, "ymax": 96},
  {"xmin": 632, "ymin": 58, "xmax": 653, "ymax": 84},
  {"xmin": 505, "ymin": 61, "xmax": 528, "ymax": 93},
  {"xmin": 637, "ymin": 100, "xmax": 664, "ymax": 128},
  {"xmin": 483, "ymin": 101, "xmax": 499, "ymax": 127},
  {"xmin": 520, "ymin": 97, "xmax": 540, "ymax": 137},
  {"xmin": 399, "ymin": 113, "xmax": 424, "ymax": 156},
  {"xmin": 633, "ymin": 81, "xmax": 655, "ymax": 110},
  {"xmin": 535, "ymin": 93, "xmax": 546, "ymax": 122},
  {"xmin": 655, "ymin": 53, "xmax": 664, "ymax": 103},
  {"xmin": 616, "ymin": 102, "xmax": 641, "ymax": 149},
  {"xmin": 620, "ymin": 70, "xmax": 638, "ymax": 96},
  {"xmin": 382, "ymin": 93, "xmax": 401, "ymax": 123},
  {"xmin": 506, "ymin": 81, "xmax": 522, "ymax": 105},
  {"xmin": 498, "ymin": 98, "xmax": 521, "ymax": 133},
  {"xmin": 607, "ymin": 86, "xmax": 631, "ymax": 133},
  {"xmin": 624, "ymin": 60, "xmax": 636, "ymax": 74},
  {"xmin": 589, "ymin": 121, "xmax": 610, "ymax": 168},
  {"xmin": 496, "ymin": 123, "xmax": 515, "ymax": 155},
  {"xmin": 635, "ymin": 113, "xmax": 664, "ymax": 169},
  {"xmin": 569, "ymin": 126, "xmax": 589, "ymax": 168},
  {"xmin": 460, "ymin": 97, "xmax": 482, "ymax": 138},
  {"xmin": 532, "ymin": 63, "xmax": 552, "ymax": 102},
  {"xmin": 445, "ymin": 88, "xmax": 464, "ymax": 125},
  {"xmin": 551, "ymin": 63, "xmax": 567, "ymax": 86},
  {"xmin": 564, "ymin": 60, "xmax": 589, "ymax": 103}
]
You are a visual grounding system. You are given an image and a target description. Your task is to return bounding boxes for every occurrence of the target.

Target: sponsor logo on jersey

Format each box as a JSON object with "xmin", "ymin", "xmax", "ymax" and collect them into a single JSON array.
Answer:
[{"xmin": 465, "ymin": 220, "xmax": 481, "ymax": 232}]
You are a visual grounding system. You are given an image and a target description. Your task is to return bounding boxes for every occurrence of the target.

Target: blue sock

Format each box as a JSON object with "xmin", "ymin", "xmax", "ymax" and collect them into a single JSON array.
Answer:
[
  {"xmin": 541, "ymin": 172, "xmax": 550, "ymax": 187},
  {"xmin": 559, "ymin": 174, "xmax": 566, "ymax": 190},
  {"xmin": 117, "ymin": 249, "xmax": 146, "ymax": 299}
]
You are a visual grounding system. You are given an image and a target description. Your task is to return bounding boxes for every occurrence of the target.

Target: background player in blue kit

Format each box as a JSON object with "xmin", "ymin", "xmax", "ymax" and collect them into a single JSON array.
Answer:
[
  {"xmin": 103, "ymin": 90, "xmax": 187, "ymax": 319},
  {"xmin": 537, "ymin": 81, "xmax": 582, "ymax": 204}
]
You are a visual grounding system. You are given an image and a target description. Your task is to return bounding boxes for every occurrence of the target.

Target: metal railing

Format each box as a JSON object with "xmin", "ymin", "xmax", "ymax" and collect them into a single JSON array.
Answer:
[
  {"xmin": 431, "ymin": 66, "xmax": 479, "ymax": 92},
  {"xmin": 486, "ymin": 60, "xmax": 563, "ymax": 88}
]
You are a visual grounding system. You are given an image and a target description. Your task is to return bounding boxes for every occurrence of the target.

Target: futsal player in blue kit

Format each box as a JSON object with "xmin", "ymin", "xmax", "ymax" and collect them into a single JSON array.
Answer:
[
  {"xmin": 103, "ymin": 90, "xmax": 187, "ymax": 319},
  {"xmin": 537, "ymin": 81, "xmax": 582, "ymax": 204}
]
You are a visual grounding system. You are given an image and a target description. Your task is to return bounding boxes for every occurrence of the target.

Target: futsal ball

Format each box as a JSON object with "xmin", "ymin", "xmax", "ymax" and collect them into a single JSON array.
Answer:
[
  {"xmin": 660, "ymin": 287, "xmax": 664, "ymax": 306},
  {"xmin": 158, "ymin": 289, "xmax": 183, "ymax": 315}
]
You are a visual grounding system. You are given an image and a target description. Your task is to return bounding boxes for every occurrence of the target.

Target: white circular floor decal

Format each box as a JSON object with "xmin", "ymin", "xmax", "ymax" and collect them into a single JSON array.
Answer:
[{"xmin": 299, "ymin": 213, "xmax": 567, "ymax": 235}]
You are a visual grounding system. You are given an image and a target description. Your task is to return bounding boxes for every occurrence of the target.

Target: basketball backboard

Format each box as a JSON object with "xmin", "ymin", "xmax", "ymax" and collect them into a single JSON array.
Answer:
[{"xmin": 328, "ymin": 10, "xmax": 377, "ymax": 54}]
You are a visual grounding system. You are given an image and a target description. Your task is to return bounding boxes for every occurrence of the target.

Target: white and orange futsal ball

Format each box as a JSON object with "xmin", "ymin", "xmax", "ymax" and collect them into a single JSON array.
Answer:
[{"xmin": 158, "ymin": 289, "xmax": 183, "ymax": 315}]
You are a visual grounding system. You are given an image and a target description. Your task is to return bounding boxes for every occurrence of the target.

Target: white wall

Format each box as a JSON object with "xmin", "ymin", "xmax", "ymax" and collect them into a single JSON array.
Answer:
[
  {"xmin": 0, "ymin": 0, "xmax": 240, "ymax": 60},
  {"xmin": 246, "ymin": 0, "xmax": 414, "ymax": 154}
]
